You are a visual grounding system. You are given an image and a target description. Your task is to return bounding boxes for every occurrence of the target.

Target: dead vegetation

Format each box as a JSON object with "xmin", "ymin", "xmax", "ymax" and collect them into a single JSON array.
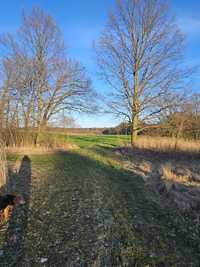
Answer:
[
  {"xmin": 0, "ymin": 140, "xmax": 7, "ymax": 189},
  {"xmin": 134, "ymin": 136, "xmax": 200, "ymax": 154},
  {"xmin": 115, "ymin": 136, "xmax": 200, "ymax": 211},
  {"xmin": 0, "ymin": 129, "xmax": 78, "ymax": 156},
  {"xmin": 5, "ymin": 144, "xmax": 78, "ymax": 156}
]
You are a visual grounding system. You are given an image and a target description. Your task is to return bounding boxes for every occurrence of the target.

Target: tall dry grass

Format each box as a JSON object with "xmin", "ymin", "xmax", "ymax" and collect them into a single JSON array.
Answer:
[
  {"xmin": 134, "ymin": 136, "xmax": 200, "ymax": 153},
  {"xmin": 0, "ymin": 140, "xmax": 7, "ymax": 189},
  {"xmin": 1, "ymin": 128, "xmax": 38, "ymax": 147}
]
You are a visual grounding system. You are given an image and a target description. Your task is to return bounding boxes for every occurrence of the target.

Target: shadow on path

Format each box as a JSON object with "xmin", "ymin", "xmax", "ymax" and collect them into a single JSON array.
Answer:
[
  {"xmin": 0, "ymin": 155, "xmax": 31, "ymax": 266},
  {"xmin": 1, "ymin": 149, "xmax": 199, "ymax": 266},
  {"xmin": 20, "ymin": 149, "xmax": 199, "ymax": 266}
]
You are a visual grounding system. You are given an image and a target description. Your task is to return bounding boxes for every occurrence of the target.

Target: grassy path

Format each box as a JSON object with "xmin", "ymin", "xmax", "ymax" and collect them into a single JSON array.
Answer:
[{"xmin": 0, "ymin": 137, "xmax": 200, "ymax": 266}]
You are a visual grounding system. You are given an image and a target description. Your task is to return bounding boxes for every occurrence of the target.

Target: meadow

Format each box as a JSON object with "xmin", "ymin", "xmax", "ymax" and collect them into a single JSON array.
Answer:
[
  {"xmin": 0, "ymin": 134, "xmax": 200, "ymax": 266},
  {"xmin": 0, "ymin": 0, "xmax": 200, "ymax": 266}
]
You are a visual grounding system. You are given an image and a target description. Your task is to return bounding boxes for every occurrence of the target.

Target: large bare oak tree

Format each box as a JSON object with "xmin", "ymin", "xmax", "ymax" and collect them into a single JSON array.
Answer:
[{"xmin": 96, "ymin": 0, "xmax": 189, "ymax": 145}]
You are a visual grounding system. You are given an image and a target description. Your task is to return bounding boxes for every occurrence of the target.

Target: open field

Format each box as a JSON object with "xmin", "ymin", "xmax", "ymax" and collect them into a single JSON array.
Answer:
[
  {"xmin": 1, "ymin": 0, "xmax": 200, "ymax": 266},
  {"xmin": 0, "ymin": 135, "xmax": 200, "ymax": 266}
]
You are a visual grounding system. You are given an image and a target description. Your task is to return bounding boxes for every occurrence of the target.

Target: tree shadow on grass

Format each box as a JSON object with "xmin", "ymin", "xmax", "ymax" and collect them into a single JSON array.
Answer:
[
  {"xmin": 0, "ymin": 155, "xmax": 31, "ymax": 266},
  {"xmin": 116, "ymin": 146, "xmax": 200, "ymax": 162},
  {"xmin": 1, "ymin": 150, "xmax": 199, "ymax": 266},
  {"xmin": 27, "ymin": 150, "xmax": 199, "ymax": 266},
  {"xmin": 90, "ymin": 143, "xmax": 200, "ymax": 163},
  {"xmin": 88, "ymin": 145, "xmax": 200, "ymax": 264}
]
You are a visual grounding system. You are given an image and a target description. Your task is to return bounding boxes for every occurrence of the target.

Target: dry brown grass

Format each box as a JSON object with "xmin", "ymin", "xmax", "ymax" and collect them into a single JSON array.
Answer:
[
  {"xmin": 117, "ymin": 136, "xmax": 200, "ymax": 209},
  {"xmin": 160, "ymin": 162, "xmax": 190, "ymax": 184},
  {"xmin": 134, "ymin": 136, "xmax": 200, "ymax": 153},
  {"xmin": 6, "ymin": 143, "xmax": 78, "ymax": 155},
  {"xmin": 6, "ymin": 146, "xmax": 54, "ymax": 155},
  {"xmin": 0, "ymin": 141, "xmax": 7, "ymax": 188}
]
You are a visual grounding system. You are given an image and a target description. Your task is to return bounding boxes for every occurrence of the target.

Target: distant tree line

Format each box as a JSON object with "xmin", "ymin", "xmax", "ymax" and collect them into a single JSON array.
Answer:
[
  {"xmin": 103, "ymin": 122, "xmax": 131, "ymax": 135},
  {"xmin": 103, "ymin": 94, "xmax": 200, "ymax": 140}
]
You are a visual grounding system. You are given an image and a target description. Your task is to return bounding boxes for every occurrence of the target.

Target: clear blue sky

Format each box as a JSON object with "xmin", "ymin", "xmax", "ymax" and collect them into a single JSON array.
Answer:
[{"xmin": 0, "ymin": 0, "xmax": 199, "ymax": 127}]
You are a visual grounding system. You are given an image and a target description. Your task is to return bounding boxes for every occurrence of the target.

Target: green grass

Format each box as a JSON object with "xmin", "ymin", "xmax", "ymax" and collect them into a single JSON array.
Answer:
[
  {"xmin": 37, "ymin": 132, "xmax": 130, "ymax": 148},
  {"xmin": 1, "ymin": 135, "xmax": 200, "ymax": 266},
  {"xmin": 66, "ymin": 135, "xmax": 130, "ymax": 148}
]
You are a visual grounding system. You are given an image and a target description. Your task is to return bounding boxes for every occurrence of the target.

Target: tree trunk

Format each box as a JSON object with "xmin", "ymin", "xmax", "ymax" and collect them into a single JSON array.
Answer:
[
  {"xmin": 131, "ymin": 115, "xmax": 138, "ymax": 146},
  {"xmin": 174, "ymin": 120, "xmax": 184, "ymax": 150},
  {"xmin": 131, "ymin": 66, "xmax": 139, "ymax": 147}
]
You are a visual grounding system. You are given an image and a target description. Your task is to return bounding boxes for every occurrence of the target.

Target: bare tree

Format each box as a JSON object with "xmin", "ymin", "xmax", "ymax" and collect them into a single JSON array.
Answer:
[
  {"xmin": 0, "ymin": 56, "xmax": 19, "ymax": 128},
  {"xmin": 96, "ymin": 0, "xmax": 189, "ymax": 145},
  {"xmin": 0, "ymin": 140, "xmax": 7, "ymax": 189},
  {"xmin": 0, "ymin": 8, "xmax": 95, "ymax": 133},
  {"xmin": 48, "ymin": 114, "xmax": 79, "ymax": 128},
  {"xmin": 58, "ymin": 115, "xmax": 78, "ymax": 128}
]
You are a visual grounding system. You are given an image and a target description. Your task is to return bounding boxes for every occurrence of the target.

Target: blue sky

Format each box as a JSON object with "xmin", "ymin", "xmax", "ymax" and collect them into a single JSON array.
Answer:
[{"xmin": 0, "ymin": 0, "xmax": 199, "ymax": 127}]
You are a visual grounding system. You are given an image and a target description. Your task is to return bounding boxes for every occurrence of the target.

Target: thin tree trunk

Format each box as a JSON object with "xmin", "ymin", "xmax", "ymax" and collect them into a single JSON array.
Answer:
[{"xmin": 174, "ymin": 120, "xmax": 184, "ymax": 150}]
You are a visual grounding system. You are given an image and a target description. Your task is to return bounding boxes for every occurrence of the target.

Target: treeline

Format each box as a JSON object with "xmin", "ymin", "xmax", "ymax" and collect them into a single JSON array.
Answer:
[
  {"xmin": 103, "ymin": 96, "xmax": 200, "ymax": 140},
  {"xmin": 0, "ymin": 8, "xmax": 95, "ymax": 134},
  {"xmin": 145, "ymin": 111, "xmax": 200, "ymax": 140},
  {"xmin": 44, "ymin": 127, "xmax": 105, "ymax": 135},
  {"xmin": 103, "ymin": 123, "xmax": 131, "ymax": 135}
]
